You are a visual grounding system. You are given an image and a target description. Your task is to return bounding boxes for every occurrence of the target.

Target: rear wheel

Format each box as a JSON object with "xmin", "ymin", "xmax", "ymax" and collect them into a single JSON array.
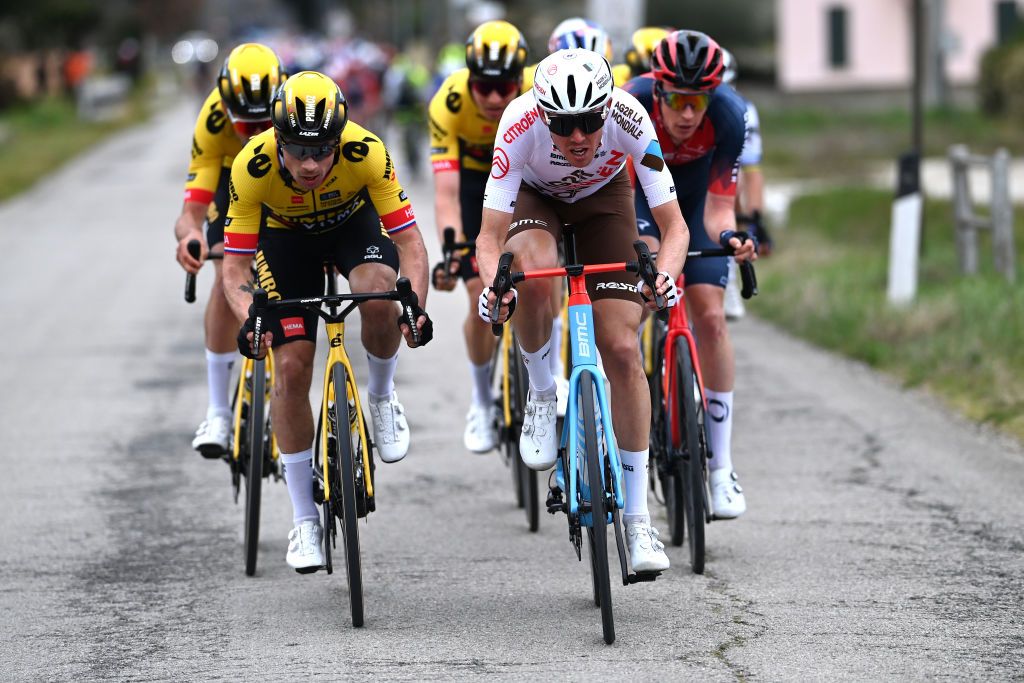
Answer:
[
  {"xmin": 243, "ymin": 358, "xmax": 266, "ymax": 577},
  {"xmin": 580, "ymin": 372, "xmax": 614, "ymax": 645},
  {"xmin": 330, "ymin": 363, "xmax": 364, "ymax": 627},
  {"xmin": 674, "ymin": 339, "xmax": 706, "ymax": 574},
  {"xmin": 508, "ymin": 335, "xmax": 539, "ymax": 532}
]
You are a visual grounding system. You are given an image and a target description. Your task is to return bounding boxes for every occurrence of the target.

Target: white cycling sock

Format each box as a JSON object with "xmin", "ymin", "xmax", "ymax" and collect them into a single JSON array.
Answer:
[
  {"xmin": 206, "ymin": 349, "xmax": 235, "ymax": 420},
  {"xmin": 549, "ymin": 317, "xmax": 564, "ymax": 378},
  {"xmin": 470, "ymin": 360, "xmax": 492, "ymax": 407},
  {"xmin": 281, "ymin": 448, "xmax": 319, "ymax": 525},
  {"xmin": 620, "ymin": 448, "xmax": 650, "ymax": 518},
  {"xmin": 706, "ymin": 389, "xmax": 734, "ymax": 472},
  {"xmin": 366, "ymin": 351, "xmax": 398, "ymax": 400},
  {"xmin": 521, "ymin": 338, "xmax": 555, "ymax": 397}
]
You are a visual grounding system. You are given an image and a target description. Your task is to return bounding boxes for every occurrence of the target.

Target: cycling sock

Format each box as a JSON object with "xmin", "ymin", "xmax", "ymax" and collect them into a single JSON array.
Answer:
[
  {"xmin": 620, "ymin": 448, "xmax": 650, "ymax": 517},
  {"xmin": 470, "ymin": 360, "xmax": 492, "ymax": 407},
  {"xmin": 366, "ymin": 351, "xmax": 398, "ymax": 399},
  {"xmin": 521, "ymin": 338, "xmax": 556, "ymax": 397},
  {"xmin": 281, "ymin": 448, "xmax": 319, "ymax": 525},
  {"xmin": 549, "ymin": 317, "xmax": 564, "ymax": 377},
  {"xmin": 706, "ymin": 389, "xmax": 734, "ymax": 472},
  {"xmin": 206, "ymin": 349, "xmax": 236, "ymax": 420}
]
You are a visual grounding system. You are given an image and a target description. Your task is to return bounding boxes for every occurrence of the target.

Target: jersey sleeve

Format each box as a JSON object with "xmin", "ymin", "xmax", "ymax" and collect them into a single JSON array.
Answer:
[
  {"xmin": 613, "ymin": 89, "xmax": 676, "ymax": 209},
  {"xmin": 184, "ymin": 89, "xmax": 235, "ymax": 205},
  {"xmin": 738, "ymin": 101, "xmax": 763, "ymax": 168},
  {"xmin": 358, "ymin": 136, "xmax": 418, "ymax": 235},
  {"xmin": 428, "ymin": 75, "xmax": 461, "ymax": 173},
  {"xmin": 708, "ymin": 95, "xmax": 747, "ymax": 197},
  {"xmin": 482, "ymin": 97, "xmax": 535, "ymax": 213},
  {"xmin": 223, "ymin": 138, "xmax": 271, "ymax": 255}
]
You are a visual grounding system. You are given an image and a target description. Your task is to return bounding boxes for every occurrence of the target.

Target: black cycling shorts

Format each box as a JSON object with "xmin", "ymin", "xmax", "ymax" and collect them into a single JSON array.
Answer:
[
  {"xmin": 253, "ymin": 204, "xmax": 400, "ymax": 347},
  {"xmin": 203, "ymin": 167, "xmax": 231, "ymax": 248},
  {"xmin": 455, "ymin": 168, "xmax": 488, "ymax": 281}
]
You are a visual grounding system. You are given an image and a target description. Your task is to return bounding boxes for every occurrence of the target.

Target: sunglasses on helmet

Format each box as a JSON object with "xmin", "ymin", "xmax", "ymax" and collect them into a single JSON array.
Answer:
[
  {"xmin": 655, "ymin": 84, "xmax": 710, "ymax": 112},
  {"xmin": 469, "ymin": 78, "xmax": 519, "ymax": 98},
  {"xmin": 280, "ymin": 140, "xmax": 338, "ymax": 161},
  {"xmin": 545, "ymin": 109, "xmax": 606, "ymax": 137}
]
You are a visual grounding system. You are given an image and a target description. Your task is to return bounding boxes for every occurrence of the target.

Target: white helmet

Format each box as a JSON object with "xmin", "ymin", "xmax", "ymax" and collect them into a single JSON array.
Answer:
[
  {"xmin": 548, "ymin": 17, "xmax": 612, "ymax": 60},
  {"xmin": 721, "ymin": 48, "xmax": 737, "ymax": 85},
  {"xmin": 532, "ymin": 48, "xmax": 614, "ymax": 116}
]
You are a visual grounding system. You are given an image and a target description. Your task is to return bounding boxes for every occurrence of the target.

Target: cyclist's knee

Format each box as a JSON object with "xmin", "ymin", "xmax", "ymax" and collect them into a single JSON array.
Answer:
[
  {"xmin": 273, "ymin": 347, "xmax": 314, "ymax": 394},
  {"xmin": 691, "ymin": 303, "xmax": 729, "ymax": 343},
  {"xmin": 357, "ymin": 298, "xmax": 397, "ymax": 329}
]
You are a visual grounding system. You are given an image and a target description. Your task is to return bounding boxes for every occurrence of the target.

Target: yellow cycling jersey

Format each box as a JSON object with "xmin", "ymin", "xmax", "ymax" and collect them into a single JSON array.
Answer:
[
  {"xmin": 223, "ymin": 123, "xmax": 416, "ymax": 255},
  {"xmin": 522, "ymin": 61, "xmax": 631, "ymax": 92},
  {"xmin": 428, "ymin": 68, "xmax": 527, "ymax": 174},
  {"xmin": 183, "ymin": 88, "xmax": 245, "ymax": 205}
]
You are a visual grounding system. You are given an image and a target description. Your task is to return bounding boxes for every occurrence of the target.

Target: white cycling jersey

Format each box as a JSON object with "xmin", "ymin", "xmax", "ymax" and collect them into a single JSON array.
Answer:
[
  {"xmin": 483, "ymin": 87, "xmax": 676, "ymax": 211},
  {"xmin": 739, "ymin": 99, "xmax": 762, "ymax": 168}
]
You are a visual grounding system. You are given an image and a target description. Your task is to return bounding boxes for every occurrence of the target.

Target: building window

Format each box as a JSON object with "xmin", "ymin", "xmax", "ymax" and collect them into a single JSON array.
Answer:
[
  {"xmin": 828, "ymin": 5, "xmax": 848, "ymax": 68},
  {"xmin": 997, "ymin": 0, "xmax": 1019, "ymax": 44}
]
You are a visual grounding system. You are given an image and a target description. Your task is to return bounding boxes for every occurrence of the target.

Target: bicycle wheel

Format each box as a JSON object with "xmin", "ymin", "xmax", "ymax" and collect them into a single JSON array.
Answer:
[
  {"xmin": 674, "ymin": 338, "xmax": 706, "ymax": 574},
  {"xmin": 243, "ymin": 358, "xmax": 266, "ymax": 577},
  {"xmin": 509, "ymin": 333, "xmax": 539, "ymax": 532},
  {"xmin": 580, "ymin": 372, "xmax": 614, "ymax": 644},
  {"xmin": 649, "ymin": 327, "xmax": 685, "ymax": 547},
  {"xmin": 329, "ymin": 363, "xmax": 364, "ymax": 627}
]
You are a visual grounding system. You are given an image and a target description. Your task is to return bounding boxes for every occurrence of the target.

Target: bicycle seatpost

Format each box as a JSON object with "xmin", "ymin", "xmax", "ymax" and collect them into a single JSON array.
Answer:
[
  {"xmin": 395, "ymin": 277, "xmax": 421, "ymax": 345},
  {"xmin": 633, "ymin": 240, "xmax": 666, "ymax": 309},
  {"xmin": 251, "ymin": 288, "xmax": 268, "ymax": 358},
  {"xmin": 184, "ymin": 239, "xmax": 201, "ymax": 303},
  {"xmin": 490, "ymin": 252, "xmax": 515, "ymax": 336}
]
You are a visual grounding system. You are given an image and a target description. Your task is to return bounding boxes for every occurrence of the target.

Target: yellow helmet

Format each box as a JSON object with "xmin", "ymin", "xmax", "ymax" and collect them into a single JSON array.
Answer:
[
  {"xmin": 465, "ymin": 20, "xmax": 529, "ymax": 80},
  {"xmin": 625, "ymin": 26, "xmax": 673, "ymax": 77},
  {"xmin": 217, "ymin": 43, "xmax": 285, "ymax": 120},
  {"xmin": 271, "ymin": 71, "xmax": 348, "ymax": 145}
]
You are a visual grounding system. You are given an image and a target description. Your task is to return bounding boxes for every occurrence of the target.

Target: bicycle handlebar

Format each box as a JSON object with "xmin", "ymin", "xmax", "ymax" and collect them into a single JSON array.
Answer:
[
  {"xmin": 183, "ymin": 239, "xmax": 224, "ymax": 304},
  {"xmin": 672, "ymin": 246, "xmax": 759, "ymax": 301},
  {"xmin": 247, "ymin": 276, "xmax": 422, "ymax": 356}
]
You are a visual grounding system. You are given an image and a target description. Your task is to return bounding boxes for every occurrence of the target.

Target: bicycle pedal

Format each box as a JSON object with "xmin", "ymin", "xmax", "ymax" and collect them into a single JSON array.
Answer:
[
  {"xmin": 626, "ymin": 571, "xmax": 661, "ymax": 584},
  {"xmin": 546, "ymin": 486, "xmax": 565, "ymax": 514}
]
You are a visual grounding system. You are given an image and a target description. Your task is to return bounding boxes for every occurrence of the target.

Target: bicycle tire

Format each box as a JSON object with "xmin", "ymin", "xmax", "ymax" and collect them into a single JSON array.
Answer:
[
  {"xmin": 330, "ymin": 363, "xmax": 364, "ymax": 627},
  {"xmin": 580, "ymin": 372, "xmax": 614, "ymax": 644},
  {"xmin": 674, "ymin": 338, "xmax": 706, "ymax": 574},
  {"xmin": 509, "ymin": 334, "xmax": 539, "ymax": 532},
  {"xmin": 243, "ymin": 358, "xmax": 266, "ymax": 577},
  {"xmin": 650, "ymin": 328, "xmax": 685, "ymax": 547}
]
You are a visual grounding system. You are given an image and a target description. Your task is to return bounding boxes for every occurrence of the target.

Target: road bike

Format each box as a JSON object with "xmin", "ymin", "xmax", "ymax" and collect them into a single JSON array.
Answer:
[
  {"xmin": 438, "ymin": 228, "xmax": 539, "ymax": 532},
  {"xmin": 184, "ymin": 239, "xmax": 278, "ymax": 577},
  {"xmin": 248, "ymin": 271, "xmax": 421, "ymax": 628},
  {"xmin": 488, "ymin": 227, "xmax": 664, "ymax": 645},
  {"xmin": 646, "ymin": 246, "xmax": 757, "ymax": 574}
]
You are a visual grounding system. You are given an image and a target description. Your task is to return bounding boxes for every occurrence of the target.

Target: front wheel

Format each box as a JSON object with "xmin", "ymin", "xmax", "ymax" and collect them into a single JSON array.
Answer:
[
  {"xmin": 329, "ymin": 363, "xmax": 364, "ymax": 627},
  {"xmin": 674, "ymin": 338, "xmax": 706, "ymax": 574},
  {"xmin": 580, "ymin": 372, "xmax": 614, "ymax": 645},
  {"xmin": 243, "ymin": 358, "xmax": 266, "ymax": 577}
]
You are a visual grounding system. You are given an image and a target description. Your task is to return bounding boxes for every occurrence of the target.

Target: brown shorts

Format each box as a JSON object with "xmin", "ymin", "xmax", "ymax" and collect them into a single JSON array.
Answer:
[{"xmin": 505, "ymin": 171, "xmax": 641, "ymax": 304}]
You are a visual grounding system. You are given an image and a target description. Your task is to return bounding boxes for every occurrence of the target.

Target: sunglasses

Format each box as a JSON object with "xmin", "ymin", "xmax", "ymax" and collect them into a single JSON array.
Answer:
[
  {"xmin": 656, "ymin": 86, "xmax": 710, "ymax": 112},
  {"xmin": 280, "ymin": 141, "xmax": 338, "ymax": 161},
  {"xmin": 469, "ymin": 79, "xmax": 519, "ymax": 97},
  {"xmin": 545, "ymin": 110, "xmax": 606, "ymax": 137}
]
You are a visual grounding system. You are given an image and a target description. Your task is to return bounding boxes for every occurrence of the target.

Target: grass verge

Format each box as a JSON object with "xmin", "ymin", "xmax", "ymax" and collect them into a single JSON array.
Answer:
[{"xmin": 753, "ymin": 187, "xmax": 1024, "ymax": 442}]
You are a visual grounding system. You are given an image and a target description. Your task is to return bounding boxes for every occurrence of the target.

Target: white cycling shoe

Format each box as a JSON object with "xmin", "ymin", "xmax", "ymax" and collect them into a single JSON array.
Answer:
[
  {"xmin": 710, "ymin": 469, "xmax": 746, "ymax": 519},
  {"xmin": 520, "ymin": 390, "xmax": 558, "ymax": 470},
  {"xmin": 192, "ymin": 414, "xmax": 230, "ymax": 458},
  {"xmin": 464, "ymin": 403, "xmax": 498, "ymax": 453},
  {"xmin": 724, "ymin": 259, "xmax": 746, "ymax": 321},
  {"xmin": 625, "ymin": 518, "xmax": 670, "ymax": 573},
  {"xmin": 369, "ymin": 391, "xmax": 410, "ymax": 463},
  {"xmin": 286, "ymin": 520, "xmax": 324, "ymax": 574}
]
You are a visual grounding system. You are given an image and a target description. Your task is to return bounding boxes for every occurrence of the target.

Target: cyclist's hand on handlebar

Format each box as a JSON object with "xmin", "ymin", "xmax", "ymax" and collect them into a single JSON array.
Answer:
[
  {"xmin": 431, "ymin": 259, "xmax": 460, "ymax": 291},
  {"xmin": 719, "ymin": 229, "xmax": 759, "ymax": 264},
  {"xmin": 176, "ymin": 232, "xmax": 206, "ymax": 274},
  {"xmin": 478, "ymin": 286, "xmax": 517, "ymax": 324},
  {"xmin": 398, "ymin": 303, "xmax": 434, "ymax": 347},
  {"xmin": 637, "ymin": 271, "xmax": 680, "ymax": 311},
  {"xmin": 237, "ymin": 323, "xmax": 272, "ymax": 359}
]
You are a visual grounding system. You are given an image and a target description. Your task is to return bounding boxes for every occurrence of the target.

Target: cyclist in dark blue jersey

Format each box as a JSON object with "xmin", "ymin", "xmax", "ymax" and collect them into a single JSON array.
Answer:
[{"xmin": 625, "ymin": 30, "xmax": 756, "ymax": 519}]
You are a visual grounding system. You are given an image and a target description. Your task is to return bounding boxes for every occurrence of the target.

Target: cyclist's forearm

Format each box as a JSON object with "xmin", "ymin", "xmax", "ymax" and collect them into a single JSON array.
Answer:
[
  {"xmin": 704, "ymin": 192, "xmax": 738, "ymax": 243},
  {"xmin": 432, "ymin": 171, "xmax": 461, "ymax": 240},
  {"xmin": 222, "ymin": 255, "xmax": 257, "ymax": 323},
  {"xmin": 393, "ymin": 227, "xmax": 430, "ymax": 309},
  {"xmin": 476, "ymin": 207, "xmax": 510, "ymax": 285},
  {"xmin": 174, "ymin": 201, "xmax": 207, "ymax": 242},
  {"xmin": 650, "ymin": 200, "xmax": 689, "ymax": 278}
]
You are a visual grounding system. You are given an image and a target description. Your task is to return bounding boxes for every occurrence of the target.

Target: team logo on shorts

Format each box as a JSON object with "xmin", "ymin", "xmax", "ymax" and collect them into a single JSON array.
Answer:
[
  {"xmin": 365, "ymin": 245, "xmax": 382, "ymax": 260},
  {"xmin": 281, "ymin": 317, "xmax": 306, "ymax": 338}
]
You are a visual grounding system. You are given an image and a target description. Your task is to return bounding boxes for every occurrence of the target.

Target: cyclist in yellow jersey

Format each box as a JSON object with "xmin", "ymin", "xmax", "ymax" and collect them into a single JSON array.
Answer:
[
  {"xmin": 173, "ymin": 43, "xmax": 285, "ymax": 459},
  {"xmin": 223, "ymin": 71, "xmax": 431, "ymax": 572},
  {"xmin": 428, "ymin": 20, "xmax": 528, "ymax": 453},
  {"xmin": 615, "ymin": 26, "xmax": 674, "ymax": 83}
]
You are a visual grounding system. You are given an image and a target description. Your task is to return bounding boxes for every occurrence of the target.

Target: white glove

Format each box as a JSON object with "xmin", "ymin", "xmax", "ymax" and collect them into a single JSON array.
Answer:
[
  {"xmin": 637, "ymin": 271, "xmax": 680, "ymax": 309},
  {"xmin": 477, "ymin": 286, "xmax": 518, "ymax": 323}
]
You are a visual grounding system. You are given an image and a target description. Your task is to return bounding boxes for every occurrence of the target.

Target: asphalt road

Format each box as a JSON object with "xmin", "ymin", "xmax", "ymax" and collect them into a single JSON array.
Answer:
[{"xmin": 1, "ymin": 104, "xmax": 1021, "ymax": 681}]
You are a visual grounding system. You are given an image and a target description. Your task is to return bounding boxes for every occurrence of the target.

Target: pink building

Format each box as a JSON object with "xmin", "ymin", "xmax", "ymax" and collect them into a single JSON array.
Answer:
[{"xmin": 777, "ymin": 0, "xmax": 1020, "ymax": 92}]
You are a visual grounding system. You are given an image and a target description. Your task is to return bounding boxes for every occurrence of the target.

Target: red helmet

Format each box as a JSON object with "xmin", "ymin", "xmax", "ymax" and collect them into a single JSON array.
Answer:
[{"xmin": 651, "ymin": 30, "xmax": 724, "ymax": 91}]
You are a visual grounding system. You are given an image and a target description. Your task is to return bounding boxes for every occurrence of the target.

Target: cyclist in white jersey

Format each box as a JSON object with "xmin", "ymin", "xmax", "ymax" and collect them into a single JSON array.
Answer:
[{"xmin": 476, "ymin": 48, "xmax": 689, "ymax": 573}]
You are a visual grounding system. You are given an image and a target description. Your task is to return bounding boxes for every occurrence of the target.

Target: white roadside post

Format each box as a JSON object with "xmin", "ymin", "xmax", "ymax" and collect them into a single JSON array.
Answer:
[{"xmin": 888, "ymin": 153, "xmax": 923, "ymax": 306}]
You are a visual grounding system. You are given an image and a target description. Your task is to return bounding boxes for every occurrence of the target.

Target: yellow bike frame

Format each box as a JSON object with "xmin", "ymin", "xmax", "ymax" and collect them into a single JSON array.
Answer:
[
  {"xmin": 319, "ymin": 319, "xmax": 373, "ymax": 502},
  {"xmin": 232, "ymin": 352, "xmax": 279, "ymax": 462}
]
